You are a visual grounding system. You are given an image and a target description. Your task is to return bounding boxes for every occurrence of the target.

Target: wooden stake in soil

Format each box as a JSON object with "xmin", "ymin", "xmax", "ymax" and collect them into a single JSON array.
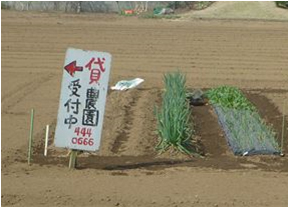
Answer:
[
  {"xmin": 28, "ymin": 109, "xmax": 34, "ymax": 165},
  {"xmin": 69, "ymin": 150, "xmax": 78, "ymax": 169},
  {"xmin": 280, "ymin": 100, "xmax": 286, "ymax": 156},
  {"xmin": 44, "ymin": 125, "xmax": 49, "ymax": 156}
]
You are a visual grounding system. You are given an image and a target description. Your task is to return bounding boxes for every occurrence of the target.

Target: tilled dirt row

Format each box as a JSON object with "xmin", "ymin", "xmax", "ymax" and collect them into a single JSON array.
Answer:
[
  {"xmin": 2, "ymin": 11, "xmax": 288, "ymax": 92},
  {"xmin": 1, "ymin": 10, "xmax": 288, "ymax": 207},
  {"xmin": 25, "ymin": 89, "xmax": 287, "ymax": 173}
]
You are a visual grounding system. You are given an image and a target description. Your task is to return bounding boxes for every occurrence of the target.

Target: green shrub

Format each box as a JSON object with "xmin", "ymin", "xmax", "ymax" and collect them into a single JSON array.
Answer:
[
  {"xmin": 276, "ymin": 1, "xmax": 288, "ymax": 9},
  {"xmin": 1, "ymin": 2, "xmax": 9, "ymax": 10}
]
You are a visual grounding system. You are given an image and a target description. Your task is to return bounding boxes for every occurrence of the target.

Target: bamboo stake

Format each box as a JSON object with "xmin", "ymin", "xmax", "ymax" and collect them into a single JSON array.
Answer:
[
  {"xmin": 69, "ymin": 150, "xmax": 78, "ymax": 169},
  {"xmin": 44, "ymin": 125, "xmax": 49, "ymax": 156},
  {"xmin": 28, "ymin": 109, "xmax": 34, "ymax": 165},
  {"xmin": 280, "ymin": 100, "xmax": 286, "ymax": 156}
]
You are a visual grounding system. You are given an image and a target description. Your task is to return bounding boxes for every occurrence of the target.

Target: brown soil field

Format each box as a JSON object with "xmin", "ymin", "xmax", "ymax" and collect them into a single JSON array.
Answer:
[{"xmin": 1, "ymin": 10, "xmax": 288, "ymax": 207}]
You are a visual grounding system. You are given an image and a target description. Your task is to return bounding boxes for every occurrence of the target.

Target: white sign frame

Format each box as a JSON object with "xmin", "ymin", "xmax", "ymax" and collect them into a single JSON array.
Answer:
[{"xmin": 54, "ymin": 48, "xmax": 111, "ymax": 151}]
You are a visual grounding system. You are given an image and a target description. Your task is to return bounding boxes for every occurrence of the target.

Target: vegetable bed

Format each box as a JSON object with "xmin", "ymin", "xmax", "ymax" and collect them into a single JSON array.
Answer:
[
  {"xmin": 155, "ymin": 72, "xmax": 196, "ymax": 155},
  {"xmin": 206, "ymin": 86, "xmax": 281, "ymax": 156}
]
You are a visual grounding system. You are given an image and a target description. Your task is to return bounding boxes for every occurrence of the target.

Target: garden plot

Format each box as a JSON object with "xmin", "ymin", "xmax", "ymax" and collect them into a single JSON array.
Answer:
[
  {"xmin": 2, "ymin": 10, "xmax": 288, "ymax": 207},
  {"xmin": 155, "ymin": 72, "xmax": 197, "ymax": 155},
  {"xmin": 206, "ymin": 86, "xmax": 281, "ymax": 156},
  {"xmin": 213, "ymin": 106, "xmax": 280, "ymax": 155},
  {"xmin": 28, "ymin": 86, "xmax": 286, "ymax": 171}
]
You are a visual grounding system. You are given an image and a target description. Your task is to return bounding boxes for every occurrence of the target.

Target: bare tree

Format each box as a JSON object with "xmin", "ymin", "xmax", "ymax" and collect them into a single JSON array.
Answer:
[
  {"xmin": 76, "ymin": 1, "xmax": 81, "ymax": 13},
  {"xmin": 53, "ymin": 2, "xmax": 60, "ymax": 11},
  {"xmin": 134, "ymin": 1, "xmax": 148, "ymax": 14},
  {"xmin": 18, "ymin": 1, "xmax": 31, "ymax": 11},
  {"xmin": 116, "ymin": 1, "xmax": 121, "ymax": 14}
]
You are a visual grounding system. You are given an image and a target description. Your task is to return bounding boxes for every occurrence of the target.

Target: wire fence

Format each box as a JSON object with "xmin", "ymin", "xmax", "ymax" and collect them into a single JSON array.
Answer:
[
  {"xmin": 1, "ymin": 1, "xmax": 213, "ymax": 13},
  {"xmin": 2, "ymin": 1, "xmax": 162, "ymax": 13},
  {"xmin": 2, "ymin": 1, "xmax": 116, "ymax": 13}
]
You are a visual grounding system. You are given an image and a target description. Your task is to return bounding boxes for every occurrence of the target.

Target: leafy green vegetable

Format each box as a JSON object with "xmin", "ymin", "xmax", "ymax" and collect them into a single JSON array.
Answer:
[{"xmin": 205, "ymin": 86, "xmax": 256, "ymax": 111}]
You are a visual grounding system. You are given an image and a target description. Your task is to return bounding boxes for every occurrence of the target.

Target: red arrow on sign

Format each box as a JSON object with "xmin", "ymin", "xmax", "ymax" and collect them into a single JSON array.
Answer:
[{"xmin": 64, "ymin": 61, "xmax": 83, "ymax": 77}]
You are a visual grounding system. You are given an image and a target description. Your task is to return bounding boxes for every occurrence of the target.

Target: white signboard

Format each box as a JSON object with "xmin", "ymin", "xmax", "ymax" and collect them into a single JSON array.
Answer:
[{"xmin": 55, "ymin": 48, "xmax": 111, "ymax": 151}]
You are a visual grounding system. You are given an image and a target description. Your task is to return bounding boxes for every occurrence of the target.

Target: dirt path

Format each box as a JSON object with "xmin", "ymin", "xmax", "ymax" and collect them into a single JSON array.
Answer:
[
  {"xmin": 1, "ymin": 10, "xmax": 288, "ymax": 207},
  {"xmin": 181, "ymin": 1, "xmax": 288, "ymax": 21}
]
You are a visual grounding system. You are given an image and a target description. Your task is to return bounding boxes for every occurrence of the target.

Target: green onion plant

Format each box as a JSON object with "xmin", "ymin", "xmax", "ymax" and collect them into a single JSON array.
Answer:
[{"xmin": 155, "ymin": 72, "xmax": 194, "ymax": 154}]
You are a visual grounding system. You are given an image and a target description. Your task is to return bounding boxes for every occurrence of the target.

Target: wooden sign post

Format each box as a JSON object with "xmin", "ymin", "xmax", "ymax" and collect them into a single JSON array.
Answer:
[{"xmin": 68, "ymin": 150, "xmax": 78, "ymax": 169}]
